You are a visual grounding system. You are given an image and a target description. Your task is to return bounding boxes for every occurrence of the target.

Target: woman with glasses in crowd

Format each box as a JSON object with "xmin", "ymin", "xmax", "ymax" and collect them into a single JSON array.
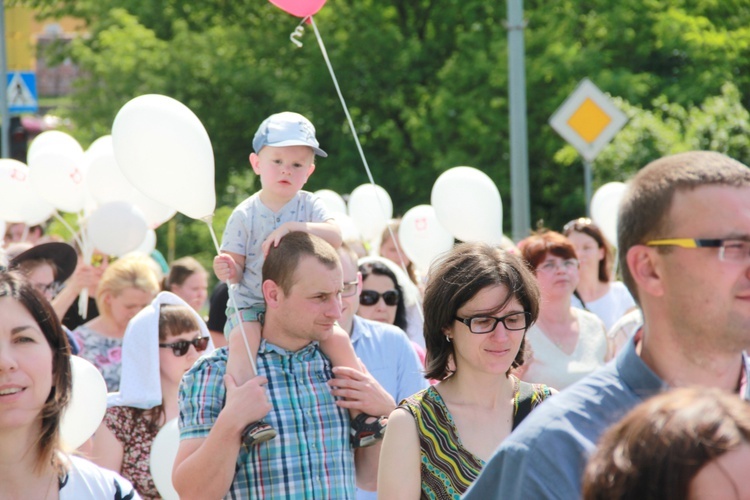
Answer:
[
  {"xmin": 518, "ymin": 231, "xmax": 610, "ymax": 390},
  {"xmin": 90, "ymin": 292, "xmax": 213, "ymax": 499},
  {"xmin": 562, "ymin": 218, "xmax": 636, "ymax": 332},
  {"xmin": 378, "ymin": 243, "xmax": 553, "ymax": 499},
  {"xmin": 0, "ymin": 271, "xmax": 139, "ymax": 498}
]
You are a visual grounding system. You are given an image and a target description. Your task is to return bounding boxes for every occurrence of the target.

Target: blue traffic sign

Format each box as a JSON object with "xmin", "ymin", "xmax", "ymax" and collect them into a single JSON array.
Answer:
[{"xmin": 7, "ymin": 71, "xmax": 39, "ymax": 114}]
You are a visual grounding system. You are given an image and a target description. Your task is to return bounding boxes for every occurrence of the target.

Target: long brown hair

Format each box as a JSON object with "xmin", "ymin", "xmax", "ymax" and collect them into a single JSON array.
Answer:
[{"xmin": 0, "ymin": 271, "xmax": 72, "ymax": 474}]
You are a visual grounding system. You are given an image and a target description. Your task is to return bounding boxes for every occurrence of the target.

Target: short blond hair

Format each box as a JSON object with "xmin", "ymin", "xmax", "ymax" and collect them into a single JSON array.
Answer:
[{"xmin": 96, "ymin": 255, "xmax": 160, "ymax": 315}]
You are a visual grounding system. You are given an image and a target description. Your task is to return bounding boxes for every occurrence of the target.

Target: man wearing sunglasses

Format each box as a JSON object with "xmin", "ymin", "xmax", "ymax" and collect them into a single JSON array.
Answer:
[
  {"xmin": 327, "ymin": 244, "xmax": 428, "ymax": 500},
  {"xmin": 174, "ymin": 233, "xmax": 380, "ymax": 499},
  {"xmin": 467, "ymin": 151, "xmax": 750, "ymax": 499}
]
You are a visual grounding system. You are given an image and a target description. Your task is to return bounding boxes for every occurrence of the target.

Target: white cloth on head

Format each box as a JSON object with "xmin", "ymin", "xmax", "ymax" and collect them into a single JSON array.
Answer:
[{"xmin": 107, "ymin": 291, "xmax": 214, "ymax": 409}]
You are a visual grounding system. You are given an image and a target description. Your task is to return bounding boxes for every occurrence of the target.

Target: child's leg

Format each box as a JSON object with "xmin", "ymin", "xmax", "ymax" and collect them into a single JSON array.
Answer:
[
  {"xmin": 319, "ymin": 324, "xmax": 361, "ymax": 385},
  {"xmin": 224, "ymin": 309, "xmax": 276, "ymax": 446},
  {"xmin": 225, "ymin": 321, "xmax": 261, "ymax": 387},
  {"xmin": 320, "ymin": 324, "xmax": 387, "ymax": 448}
]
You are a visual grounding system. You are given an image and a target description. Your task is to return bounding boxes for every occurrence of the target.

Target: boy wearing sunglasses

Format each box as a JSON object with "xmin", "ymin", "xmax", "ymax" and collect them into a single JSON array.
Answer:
[{"xmin": 213, "ymin": 112, "xmax": 384, "ymax": 448}]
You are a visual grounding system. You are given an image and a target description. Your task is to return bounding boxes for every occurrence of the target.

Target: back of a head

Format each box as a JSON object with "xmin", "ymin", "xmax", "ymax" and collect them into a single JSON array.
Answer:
[
  {"xmin": 582, "ymin": 387, "xmax": 750, "ymax": 500},
  {"xmin": 262, "ymin": 232, "xmax": 339, "ymax": 295},
  {"xmin": 618, "ymin": 151, "xmax": 750, "ymax": 302}
]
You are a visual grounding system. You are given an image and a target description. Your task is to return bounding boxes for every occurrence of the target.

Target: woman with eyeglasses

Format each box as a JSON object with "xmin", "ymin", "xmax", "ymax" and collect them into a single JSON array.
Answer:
[
  {"xmin": 0, "ymin": 271, "xmax": 140, "ymax": 498},
  {"xmin": 73, "ymin": 255, "xmax": 160, "ymax": 392},
  {"xmin": 89, "ymin": 292, "xmax": 213, "ymax": 499},
  {"xmin": 518, "ymin": 231, "xmax": 610, "ymax": 390},
  {"xmin": 562, "ymin": 218, "xmax": 636, "ymax": 332},
  {"xmin": 377, "ymin": 242, "xmax": 553, "ymax": 499}
]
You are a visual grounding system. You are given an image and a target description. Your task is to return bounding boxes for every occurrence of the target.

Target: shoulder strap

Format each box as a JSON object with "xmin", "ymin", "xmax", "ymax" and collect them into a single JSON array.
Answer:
[{"xmin": 512, "ymin": 380, "xmax": 551, "ymax": 430}]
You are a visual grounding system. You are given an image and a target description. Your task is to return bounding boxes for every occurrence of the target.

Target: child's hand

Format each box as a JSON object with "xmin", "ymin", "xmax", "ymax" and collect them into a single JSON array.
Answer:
[
  {"xmin": 214, "ymin": 253, "xmax": 238, "ymax": 282},
  {"xmin": 261, "ymin": 224, "xmax": 294, "ymax": 257}
]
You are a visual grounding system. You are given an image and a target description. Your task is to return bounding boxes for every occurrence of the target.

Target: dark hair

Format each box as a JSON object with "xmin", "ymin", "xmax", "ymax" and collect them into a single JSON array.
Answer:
[
  {"xmin": 262, "ymin": 232, "xmax": 339, "ymax": 295},
  {"xmin": 423, "ymin": 243, "xmax": 540, "ymax": 381},
  {"xmin": 563, "ymin": 218, "xmax": 613, "ymax": 283},
  {"xmin": 358, "ymin": 261, "xmax": 408, "ymax": 331},
  {"xmin": 165, "ymin": 256, "xmax": 207, "ymax": 290},
  {"xmin": 583, "ymin": 387, "xmax": 750, "ymax": 500},
  {"xmin": 618, "ymin": 151, "xmax": 750, "ymax": 303},
  {"xmin": 519, "ymin": 230, "xmax": 578, "ymax": 272},
  {"xmin": 139, "ymin": 304, "xmax": 201, "ymax": 432},
  {"xmin": 0, "ymin": 271, "xmax": 72, "ymax": 474}
]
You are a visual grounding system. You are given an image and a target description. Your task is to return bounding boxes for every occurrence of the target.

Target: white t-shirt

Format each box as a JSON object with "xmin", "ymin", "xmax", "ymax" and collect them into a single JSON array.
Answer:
[
  {"xmin": 59, "ymin": 455, "xmax": 141, "ymax": 499},
  {"xmin": 571, "ymin": 281, "xmax": 636, "ymax": 331},
  {"xmin": 523, "ymin": 308, "xmax": 608, "ymax": 390}
]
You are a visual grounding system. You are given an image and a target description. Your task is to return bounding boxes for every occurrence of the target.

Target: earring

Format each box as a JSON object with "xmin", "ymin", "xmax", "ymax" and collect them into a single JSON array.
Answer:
[{"xmin": 445, "ymin": 335, "xmax": 452, "ymax": 343}]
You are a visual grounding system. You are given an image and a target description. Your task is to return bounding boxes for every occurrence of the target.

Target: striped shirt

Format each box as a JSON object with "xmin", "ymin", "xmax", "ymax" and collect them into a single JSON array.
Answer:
[
  {"xmin": 399, "ymin": 379, "xmax": 551, "ymax": 500},
  {"xmin": 179, "ymin": 340, "xmax": 356, "ymax": 499}
]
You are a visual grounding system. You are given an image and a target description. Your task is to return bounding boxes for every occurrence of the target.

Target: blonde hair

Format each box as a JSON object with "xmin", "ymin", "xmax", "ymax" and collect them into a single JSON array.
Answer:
[{"xmin": 95, "ymin": 255, "xmax": 160, "ymax": 316}]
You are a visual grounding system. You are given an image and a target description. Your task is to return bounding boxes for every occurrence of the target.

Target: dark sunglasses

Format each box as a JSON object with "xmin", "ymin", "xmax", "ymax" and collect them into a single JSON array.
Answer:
[
  {"xmin": 359, "ymin": 289, "xmax": 400, "ymax": 307},
  {"xmin": 159, "ymin": 337, "xmax": 209, "ymax": 357}
]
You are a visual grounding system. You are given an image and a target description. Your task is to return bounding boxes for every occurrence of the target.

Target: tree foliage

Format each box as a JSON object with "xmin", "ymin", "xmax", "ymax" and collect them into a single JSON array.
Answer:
[{"xmin": 17, "ymin": 0, "xmax": 750, "ymax": 254}]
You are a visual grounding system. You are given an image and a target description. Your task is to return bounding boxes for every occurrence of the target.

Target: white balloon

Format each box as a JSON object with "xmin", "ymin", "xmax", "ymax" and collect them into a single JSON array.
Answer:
[
  {"xmin": 399, "ymin": 205, "xmax": 454, "ymax": 272},
  {"xmin": 331, "ymin": 212, "xmax": 361, "ymax": 242},
  {"xmin": 85, "ymin": 136, "xmax": 132, "ymax": 204},
  {"xmin": 348, "ymin": 184, "xmax": 393, "ymax": 243},
  {"xmin": 0, "ymin": 160, "xmax": 55, "ymax": 224},
  {"xmin": 590, "ymin": 182, "xmax": 627, "ymax": 247},
  {"xmin": 128, "ymin": 190, "xmax": 176, "ymax": 229},
  {"xmin": 87, "ymin": 201, "xmax": 148, "ymax": 257},
  {"xmin": 314, "ymin": 189, "xmax": 347, "ymax": 215},
  {"xmin": 135, "ymin": 228, "xmax": 157, "ymax": 255},
  {"xmin": 60, "ymin": 356, "xmax": 108, "ymax": 450},
  {"xmin": 112, "ymin": 94, "xmax": 216, "ymax": 220},
  {"xmin": 27, "ymin": 130, "xmax": 84, "ymax": 165},
  {"xmin": 431, "ymin": 166, "xmax": 503, "ymax": 244},
  {"xmin": 29, "ymin": 150, "xmax": 87, "ymax": 213},
  {"xmin": 149, "ymin": 418, "xmax": 180, "ymax": 500}
]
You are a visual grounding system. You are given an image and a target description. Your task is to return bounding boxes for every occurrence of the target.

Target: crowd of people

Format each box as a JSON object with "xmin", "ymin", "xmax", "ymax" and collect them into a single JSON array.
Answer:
[{"xmin": 1, "ymin": 110, "xmax": 749, "ymax": 499}]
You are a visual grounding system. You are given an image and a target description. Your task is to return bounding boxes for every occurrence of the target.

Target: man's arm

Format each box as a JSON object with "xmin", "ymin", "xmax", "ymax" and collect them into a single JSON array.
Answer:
[{"xmin": 173, "ymin": 374, "xmax": 272, "ymax": 499}]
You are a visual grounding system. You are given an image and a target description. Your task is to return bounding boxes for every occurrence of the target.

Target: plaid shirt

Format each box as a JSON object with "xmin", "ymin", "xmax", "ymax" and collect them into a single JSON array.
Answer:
[{"xmin": 179, "ymin": 340, "xmax": 356, "ymax": 499}]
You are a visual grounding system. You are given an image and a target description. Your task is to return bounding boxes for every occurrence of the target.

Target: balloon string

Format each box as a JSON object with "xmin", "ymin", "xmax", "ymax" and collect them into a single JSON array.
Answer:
[
  {"xmin": 205, "ymin": 218, "xmax": 257, "ymax": 375},
  {"xmin": 76, "ymin": 212, "xmax": 90, "ymax": 319},
  {"xmin": 52, "ymin": 210, "xmax": 85, "ymax": 251},
  {"xmin": 309, "ymin": 16, "xmax": 424, "ymax": 322}
]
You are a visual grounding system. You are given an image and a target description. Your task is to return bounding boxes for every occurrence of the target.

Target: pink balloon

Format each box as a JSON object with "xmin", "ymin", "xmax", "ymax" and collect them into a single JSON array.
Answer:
[{"xmin": 269, "ymin": 0, "xmax": 326, "ymax": 17}]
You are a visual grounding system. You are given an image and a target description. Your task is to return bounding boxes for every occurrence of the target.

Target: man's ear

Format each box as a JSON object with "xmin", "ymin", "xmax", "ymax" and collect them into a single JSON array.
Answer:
[
  {"xmin": 626, "ymin": 245, "xmax": 665, "ymax": 298},
  {"xmin": 262, "ymin": 279, "xmax": 282, "ymax": 308}
]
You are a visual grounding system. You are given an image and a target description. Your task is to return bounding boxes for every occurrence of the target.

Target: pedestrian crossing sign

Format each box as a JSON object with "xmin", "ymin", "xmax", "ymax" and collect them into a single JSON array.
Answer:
[{"xmin": 7, "ymin": 71, "xmax": 39, "ymax": 114}]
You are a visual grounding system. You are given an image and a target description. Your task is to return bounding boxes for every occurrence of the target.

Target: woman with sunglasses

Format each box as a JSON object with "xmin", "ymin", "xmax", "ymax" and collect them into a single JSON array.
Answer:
[
  {"xmin": 562, "ymin": 218, "xmax": 636, "ymax": 332},
  {"xmin": 518, "ymin": 231, "xmax": 610, "ymax": 390},
  {"xmin": 378, "ymin": 243, "xmax": 553, "ymax": 499},
  {"xmin": 0, "ymin": 271, "xmax": 139, "ymax": 499},
  {"xmin": 90, "ymin": 292, "xmax": 213, "ymax": 499}
]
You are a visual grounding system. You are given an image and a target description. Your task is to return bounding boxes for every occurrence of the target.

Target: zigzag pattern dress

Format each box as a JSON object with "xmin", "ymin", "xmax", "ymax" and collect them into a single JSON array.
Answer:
[{"xmin": 398, "ymin": 378, "xmax": 551, "ymax": 499}]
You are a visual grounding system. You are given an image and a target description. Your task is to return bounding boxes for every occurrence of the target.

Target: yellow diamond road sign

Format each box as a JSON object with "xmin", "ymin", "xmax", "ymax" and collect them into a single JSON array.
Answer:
[{"xmin": 549, "ymin": 78, "xmax": 627, "ymax": 162}]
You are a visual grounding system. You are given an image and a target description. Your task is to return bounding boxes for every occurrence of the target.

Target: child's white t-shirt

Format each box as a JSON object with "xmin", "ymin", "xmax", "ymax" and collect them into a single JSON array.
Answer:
[{"xmin": 220, "ymin": 190, "xmax": 331, "ymax": 309}]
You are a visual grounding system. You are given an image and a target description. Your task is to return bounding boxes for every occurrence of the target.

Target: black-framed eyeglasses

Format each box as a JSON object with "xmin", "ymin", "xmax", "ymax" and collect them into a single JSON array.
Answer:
[
  {"xmin": 645, "ymin": 238, "xmax": 750, "ymax": 263},
  {"xmin": 341, "ymin": 280, "xmax": 359, "ymax": 298},
  {"xmin": 360, "ymin": 289, "xmax": 400, "ymax": 307},
  {"xmin": 159, "ymin": 337, "xmax": 209, "ymax": 357},
  {"xmin": 455, "ymin": 311, "xmax": 531, "ymax": 334}
]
